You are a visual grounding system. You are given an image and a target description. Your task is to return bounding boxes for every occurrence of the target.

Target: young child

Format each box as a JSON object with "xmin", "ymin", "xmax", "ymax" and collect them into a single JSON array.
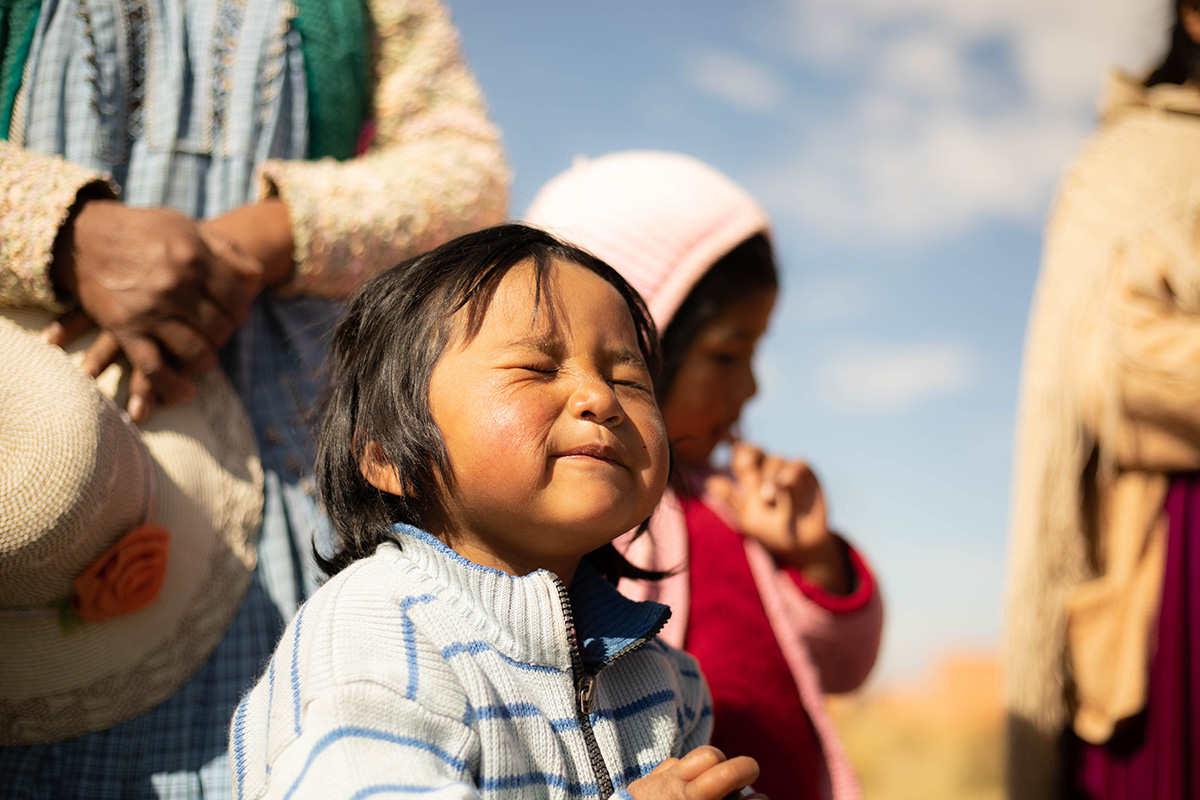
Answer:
[
  {"xmin": 228, "ymin": 224, "xmax": 763, "ymax": 800},
  {"xmin": 526, "ymin": 152, "xmax": 884, "ymax": 800}
]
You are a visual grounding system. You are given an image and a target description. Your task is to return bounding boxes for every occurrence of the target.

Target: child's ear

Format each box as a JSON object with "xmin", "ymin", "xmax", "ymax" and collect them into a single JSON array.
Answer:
[{"xmin": 360, "ymin": 441, "xmax": 406, "ymax": 496}]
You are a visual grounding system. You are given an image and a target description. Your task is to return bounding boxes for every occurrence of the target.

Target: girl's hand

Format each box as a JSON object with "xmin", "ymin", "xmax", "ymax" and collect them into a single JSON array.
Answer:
[
  {"xmin": 705, "ymin": 441, "xmax": 849, "ymax": 594},
  {"xmin": 626, "ymin": 746, "xmax": 764, "ymax": 800}
]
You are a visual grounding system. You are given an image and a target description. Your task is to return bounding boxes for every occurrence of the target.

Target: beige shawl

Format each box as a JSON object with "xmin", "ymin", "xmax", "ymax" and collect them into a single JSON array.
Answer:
[{"xmin": 1006, "ymin": 72, "xmax": 1200, "ymax": 800}]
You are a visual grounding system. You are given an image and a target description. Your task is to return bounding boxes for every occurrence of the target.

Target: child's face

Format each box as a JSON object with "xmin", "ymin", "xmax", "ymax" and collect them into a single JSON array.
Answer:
[
  {"xmin": 424, "ymin": 259, "xmax": 670, "ymax": 581},
  {"xmin": 661, "ymin": 288, "xmax": 777, "ymax": 468}
]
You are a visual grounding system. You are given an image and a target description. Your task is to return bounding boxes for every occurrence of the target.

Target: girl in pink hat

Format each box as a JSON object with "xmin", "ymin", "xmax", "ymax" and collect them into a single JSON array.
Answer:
[{"xmin": 526, "ymin": 151, "xmax": 884, "ymax": 800}]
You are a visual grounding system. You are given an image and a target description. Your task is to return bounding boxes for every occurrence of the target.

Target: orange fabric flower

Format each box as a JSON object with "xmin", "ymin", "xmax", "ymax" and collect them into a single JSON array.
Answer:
[{"xmin": 72, "ymin": 524, "xmax": 170, "ymax": 623}]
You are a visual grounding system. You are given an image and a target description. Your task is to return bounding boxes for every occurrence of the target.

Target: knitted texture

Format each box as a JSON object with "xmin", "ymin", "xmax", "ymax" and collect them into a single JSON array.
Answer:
[
  {"xmin": 0, "ymin": 145, "xmax": 116, "ymax": 311},
  {"xmin": 523, "ymin": 151, "xmax": 769, "ymax": 329},
  {"xmin": 618, "ymin": 489, "xmax": 881, "ymax": 800},
  {"xmin": 261, "ymin": 0, "xmax": 509, "ymax": 298},
  {"xmin": 230, "ymin": 527, "xmax": 713, "ymax": 800}
]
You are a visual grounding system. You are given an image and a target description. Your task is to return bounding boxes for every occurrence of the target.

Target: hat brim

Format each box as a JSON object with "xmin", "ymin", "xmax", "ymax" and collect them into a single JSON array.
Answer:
[{"xmin": 0, "ymin": 310, "xmax": 263, "ymax": 744}]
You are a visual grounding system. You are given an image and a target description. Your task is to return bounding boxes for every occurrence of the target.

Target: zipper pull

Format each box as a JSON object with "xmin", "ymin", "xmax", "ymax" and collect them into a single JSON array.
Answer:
[{"xmin": 577, "ymin": 673, "xmax": 597, "ymax": 716}]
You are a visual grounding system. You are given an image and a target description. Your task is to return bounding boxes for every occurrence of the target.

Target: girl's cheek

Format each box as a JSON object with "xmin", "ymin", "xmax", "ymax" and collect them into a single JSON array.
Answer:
[
  {"xmin": 649, "ymin": 430, "xmax": 671, "ymax": 494},
  {"xmin": 639, "ymin": 403, "xmax": 671, "ymax": 486},
  {"xmin": 473, "ymin": 393, "xmax": 551, "ymax": 451}
]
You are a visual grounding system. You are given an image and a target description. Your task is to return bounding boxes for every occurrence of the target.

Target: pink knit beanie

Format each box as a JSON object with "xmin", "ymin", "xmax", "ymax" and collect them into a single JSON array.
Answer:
[{"xmin": 523, "ymin": 151, "xmax": 771, "ymax": 329}]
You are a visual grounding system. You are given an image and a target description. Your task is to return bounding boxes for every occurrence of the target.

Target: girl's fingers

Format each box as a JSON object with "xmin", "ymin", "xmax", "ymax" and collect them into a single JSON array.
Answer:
[
  {"xmin": 758, "ymin": 456, "xmax": 786, "ymax": 505},
  {"xmin": 729, "ymin": 441, "xmax": 764, "ymax": 479},
  {"xmin": 776, "ymin": 460, "xmax": 810, "ymax": 492},
  {"xmin": 676, "ymin": 746, "xmax": 727, "ymax": 781},
  {"xmin": 645, "ymin": 757, "xmax": 680, "ymax": 776},
  {"xmin": 729, "ymin": 442, "xmax": 765, "ymax": 498},
  {"xmin": 688, "ymin": 755, "xmax": 759, "ymax": 800},
  {"xmin": 704, "ymin": 474, "xmax": 740, "ymax": 512}
]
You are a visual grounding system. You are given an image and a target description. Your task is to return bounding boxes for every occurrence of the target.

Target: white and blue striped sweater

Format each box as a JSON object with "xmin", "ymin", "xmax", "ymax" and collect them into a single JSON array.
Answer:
[{"xmin": 229, "ymin": 526, "xmax": 713, "ymax": 800}]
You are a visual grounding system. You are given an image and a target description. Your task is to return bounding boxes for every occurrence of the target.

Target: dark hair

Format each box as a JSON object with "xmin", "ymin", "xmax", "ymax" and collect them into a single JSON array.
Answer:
[
  {"xmin": 656, "ymin": 232, "xmax": 779, "ymax": 399},
  {"xmin": 1146, "ymin": 0, "xmax": 1200, "ymax": 87},
  {"xmin": 316, "ymin": 223, "xmax": 665, "ymax": 582}
]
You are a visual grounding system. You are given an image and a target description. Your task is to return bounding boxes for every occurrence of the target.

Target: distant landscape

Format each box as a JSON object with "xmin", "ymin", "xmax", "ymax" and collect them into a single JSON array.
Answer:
[{"xmin": 829, "ymin": 651, "xmax": 1003, "ymax": 800}]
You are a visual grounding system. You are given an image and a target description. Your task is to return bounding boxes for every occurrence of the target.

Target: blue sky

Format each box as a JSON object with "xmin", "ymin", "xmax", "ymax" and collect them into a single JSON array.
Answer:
[{"xmin": 445, "ymin": 0, "xmax": 1168, "ymax": 682}]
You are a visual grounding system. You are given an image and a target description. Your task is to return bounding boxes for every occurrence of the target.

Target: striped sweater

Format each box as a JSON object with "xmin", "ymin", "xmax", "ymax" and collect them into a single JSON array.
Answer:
[{"xmin": 229, "ymin": 526, "xmax": 713, "ymax": 800}]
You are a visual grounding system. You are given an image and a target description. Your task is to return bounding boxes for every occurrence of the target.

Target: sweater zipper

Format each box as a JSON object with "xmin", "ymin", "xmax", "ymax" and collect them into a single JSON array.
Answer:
[{"xmin": 555, "ymin": 579, "xmax": 615, "ymax": 799}]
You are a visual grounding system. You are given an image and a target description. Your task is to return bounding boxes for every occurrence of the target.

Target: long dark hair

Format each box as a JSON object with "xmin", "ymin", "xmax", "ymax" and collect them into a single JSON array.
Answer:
[
  {"xmin": 1146, "ymin": 0, "xmax": 1200, "ymax": 87},
  {"xmin": 316, "ymin": 223, "xmax": 665, "ymax": 582}
]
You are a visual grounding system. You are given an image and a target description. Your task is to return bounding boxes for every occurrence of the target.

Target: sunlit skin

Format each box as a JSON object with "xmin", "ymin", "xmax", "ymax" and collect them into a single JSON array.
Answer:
[
  {"xmin": 363, "ymin": 259, "xmax": 765, "ymax": 800},
  {"xmin": 406, "ymin": 259, "xmax": 670, "ymax": 585},
  {"xmin": 662, "ymin": 286, "xmax": 849, "ymax": 593},
  {"xmin": 45, "ymin": 198, "xmax": 294, "ymax": 423}
]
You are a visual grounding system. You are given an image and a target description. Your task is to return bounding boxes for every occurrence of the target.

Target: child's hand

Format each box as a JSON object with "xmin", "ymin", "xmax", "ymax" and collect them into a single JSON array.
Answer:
[
  {"xmin": 626, "ymin": 746, "xmax": 764, "ymax": 800},
  {"xmin": 705, "ymin": 441, "xmax": 849, "ymax": 594}
]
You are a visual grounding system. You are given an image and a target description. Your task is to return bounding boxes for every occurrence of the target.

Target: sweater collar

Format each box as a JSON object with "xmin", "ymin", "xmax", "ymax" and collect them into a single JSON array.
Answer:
[{"xmin": 387, "ymin": 525, "xmax": 670, "ymax": 671}]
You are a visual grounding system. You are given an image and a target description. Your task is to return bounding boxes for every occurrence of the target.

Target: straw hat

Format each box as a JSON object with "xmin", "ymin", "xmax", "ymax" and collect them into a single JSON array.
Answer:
[
  {"xmin": 523, "ymin": 150, "xmax": 771, "ymax": 329},
  {"xmin": 0, "ymin": 308, "xmax": 262, "ymax": 745}
]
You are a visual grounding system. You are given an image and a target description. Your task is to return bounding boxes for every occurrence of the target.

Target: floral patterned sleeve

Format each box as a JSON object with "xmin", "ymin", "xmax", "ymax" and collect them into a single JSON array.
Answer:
[
  {"xmin": 260, "ymin": 0, "xmax": 510, "ymax": 298},
  {"xmin": 0, "ymin": 143, "xmax": 118, "ymax": 312}
]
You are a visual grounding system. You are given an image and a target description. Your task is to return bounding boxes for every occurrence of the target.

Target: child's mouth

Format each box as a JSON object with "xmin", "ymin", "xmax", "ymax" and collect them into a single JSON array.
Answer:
[{"xmin": 556, "ymin": 443, "xmax": 625, "ymax": 467}]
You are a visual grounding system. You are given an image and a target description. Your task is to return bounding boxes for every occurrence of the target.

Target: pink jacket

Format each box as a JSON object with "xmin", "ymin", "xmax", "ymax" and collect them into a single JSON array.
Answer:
[{"xmin": 618, "ymin": 488, "xmax": 884, "ymax": 800}]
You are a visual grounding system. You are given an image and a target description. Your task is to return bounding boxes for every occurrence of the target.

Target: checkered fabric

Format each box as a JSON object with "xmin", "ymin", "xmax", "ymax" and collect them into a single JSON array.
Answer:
[
  {"xmin": 0, "ymin": 0, "xmax": 332, "ymax": 794},
  {"xmin": 0, "ymin": 0, "xmax": 510, "ymax": 790}
]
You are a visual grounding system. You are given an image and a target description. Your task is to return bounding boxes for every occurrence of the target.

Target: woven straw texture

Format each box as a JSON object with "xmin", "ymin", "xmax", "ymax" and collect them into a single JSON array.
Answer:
[
  {"xmin": 523, "ymin": 150, "xmax": 770, "ymax": 329},
  {"xmin": 0, "ymin": 309, "xmax": 263, "ymax": 744}
]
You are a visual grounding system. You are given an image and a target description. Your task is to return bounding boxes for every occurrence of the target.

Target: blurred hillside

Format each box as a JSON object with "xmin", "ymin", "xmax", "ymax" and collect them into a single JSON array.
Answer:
[{"xmin": 829, "ymin": 651, "xmax": 1003, "ymax": 800}]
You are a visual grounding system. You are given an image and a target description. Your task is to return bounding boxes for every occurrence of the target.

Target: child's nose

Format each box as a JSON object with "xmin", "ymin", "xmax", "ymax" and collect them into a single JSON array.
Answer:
[
  {"xmin": 569, "ymin": 376, "xmax": 625, "ymax": 428},
  {"xmin": 740, "ymin": 363, "xmax": 758, "ymax": 402}
]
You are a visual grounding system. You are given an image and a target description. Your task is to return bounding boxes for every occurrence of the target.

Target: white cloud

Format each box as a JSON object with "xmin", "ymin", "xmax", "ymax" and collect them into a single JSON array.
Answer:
[
  {"xmin": 746, "ymin": 0, "xmax": 1169, "ymax": 243},
  {"xmin": 876, "ymin": 30, "xmax": 968, "ymax": 101},
  {"xmin": 759, "ymin": 101, "xmax": 1084, "ymax": 240},
  {"xmin": 682, "ymin": 48, "xmax": 786, "ymax": 112},
  {"xmin": 820, "ymin": 341, "xmax": 976, "ymax": 411},
  {"xmin": 765, "ymin": 0, "xmax": 1164, "ymax": 80}
]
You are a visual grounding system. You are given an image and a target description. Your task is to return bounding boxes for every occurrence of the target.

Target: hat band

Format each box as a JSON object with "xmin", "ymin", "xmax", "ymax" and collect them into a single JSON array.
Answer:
[{"xmin": 0, "ymin": 520, "xmax": 168, "ymax": 631}]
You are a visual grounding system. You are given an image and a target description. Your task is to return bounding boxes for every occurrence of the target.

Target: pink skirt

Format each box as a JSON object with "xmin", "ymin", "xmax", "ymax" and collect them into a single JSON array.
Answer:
[{"xmin": 1061, "ymin": 474, "xmax": 1200, "ymax": 798}]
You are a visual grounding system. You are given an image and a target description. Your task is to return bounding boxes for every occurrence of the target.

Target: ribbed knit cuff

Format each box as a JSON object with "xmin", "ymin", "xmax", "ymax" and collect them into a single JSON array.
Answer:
[{"xmin": 785, "ymin": 535, "xmax": 876, "ymax": 614}]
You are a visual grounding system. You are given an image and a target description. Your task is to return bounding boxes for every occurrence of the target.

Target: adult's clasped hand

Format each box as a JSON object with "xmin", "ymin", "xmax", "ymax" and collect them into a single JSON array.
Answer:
[{"xmin": 45, "ymin": 200, "xmax": 267, "ymax": 423}]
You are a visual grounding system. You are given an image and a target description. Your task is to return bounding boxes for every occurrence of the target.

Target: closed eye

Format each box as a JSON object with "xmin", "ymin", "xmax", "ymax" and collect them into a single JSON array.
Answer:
[{"xmin": 609, "ymin": 370, "xmax": 652, "ymax": 391}]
